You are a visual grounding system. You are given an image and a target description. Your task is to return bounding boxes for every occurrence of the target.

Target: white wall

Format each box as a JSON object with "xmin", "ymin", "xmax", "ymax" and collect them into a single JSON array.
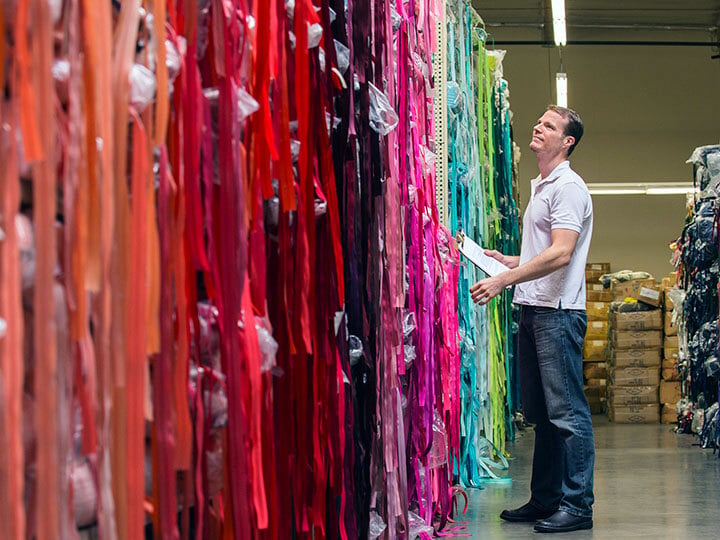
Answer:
[{"xmin": 493, "ymin": 27, "xmax": 720, "ymax": 279}]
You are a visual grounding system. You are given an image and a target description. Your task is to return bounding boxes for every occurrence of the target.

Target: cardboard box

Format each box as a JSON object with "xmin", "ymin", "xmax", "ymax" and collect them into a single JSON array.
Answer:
[
  {"xmin": 585, "ymin": 378, "xmax": 606, "ymax": 388},
  {"xmin": 585, "ymin": 270, "xmax": 603, "ymax": 283},
  {"xmin": 609, "ymin": 310, "xmax": 662, "ymax": 331},
  {"xmin": 663, "ymin": 291, "xmax": 675, "ymax": 310},
  {"xmin": 661, "ymin": 404, "xmax": 678, "ymax": 424},
  {"xmin": 662, "ymin": 367, "xmax": 679, "ymax": 381},
  {"xmin": 608, "ymin": 348, "xmax": 662, "ymax": 367},
  {"xmin": 608, "ymin": 403, "xmax": 660, "ymax": 423},
  {"xmin": 610, "ymin": 366, "xmax": 660, "ymax": 386},
  {"xmin": 611, "ymin": 330, "xmax": 663, "ymax": 350},
  {"xmin": 664, "ymin": 347, "xmax": 679, "ymax": 360},
  {"xmin": 664, "ymin": 335, "xmax": 679, "ymax": 349},
  {"xmin": 661, "ymin": 274, "xmax": 677, "ymax": 289},
  {"xmin": 584, "ymin": 363, "xmax": 607, "ymax": 380},
  {"xmin": 586, "ymin": 302, "xmax": 609, "ymax": 321},
  {"xmin": 637, "ymin": 285, "xmax": 662, "ymax": 307},
  {"xmin": 607, "ymin": 384, "xmax": 658, "ymax": 405},
  {"xmin": 659, "ymin": 381, "xmax": 681, "ymax": 404},
  {"xmin": 586, "ymin": 262, "xmax": 611, "ymax": 273},
  {"xmin": 610, "ymin": 278, "xmax": 656, "ymax": 302},
  {"xmin": 584, "ymin": 384, "xmax": 606, "ymax": 401},
  {"xmin": 585, "ymin": 320, "xmax": 608, "ymax": 339},
  {"xmin": 587, "ymin": 289, "xmax": 612, "ymax": 302},
  {"xmin": 583, "ymin": 339, "xmax": 606, "ymax": 360},
  {"xmin": 587, "ymin": 283, "xmax": 606, "ymax": 293},
  {"xmin": 664, "ymin": 311, "xmax": 677, "ymax": 336}
]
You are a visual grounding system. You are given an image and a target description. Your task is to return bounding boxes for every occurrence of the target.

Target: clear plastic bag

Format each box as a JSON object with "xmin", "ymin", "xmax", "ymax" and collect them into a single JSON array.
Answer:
[
  {"xmin": 129, "ymin": 63, "xmax": 157, "ymax": 113},
  {"xmin": 404, "ymin": 344, "xmax": 416, "ymax": 369},
  {"xmin": 408, "ymin": 510, "xmax": 434, "ymax": 538},
  {"xmin": 402, "ymin": 310, "xmax": 417, "ymax": 338},
  {"xmin": 52, "ymin": 58, "xmax": 70, "ymax": 83},
  {"xmin": 16, "ymin": 214, "xmax": 35, "ymax": 291},
  {"xmin": 348, "ymin": 334, "xmax": 363, "ymax": 366},
  {"xmin": 368, "ymin": 511, "xmax": 387, "ymax": 539},
  {"xmin": 236, "ymin": 87, "xmax": 260, "ymax": 123},
  {"xmin": 334, "ymin": 39, "xmax": 350, "ymax": 73},
  {"xmin": 368, "ymin": 82, "xmax": 399, "ymax": 135},
  {"xmin": 446, "ymin": 81, "xmax": 463, "ymax": 116},
  {"xmin": 256, "ymin": 322, "xmax": 279, "ymax": 373},
  {"xmin": 165, "ymin": 39, "xmax": 183, "ymax": 84},
  {"xmin": 428, "ymin": 410, "xmax": 448, "ymax": 469},
  {"xmin": 308, "ymin": 23, "xmax": 323, "ymax": 48},
  {"xmin": 390, "ymin": 6, "xmax": 402, "ymax": 31}
]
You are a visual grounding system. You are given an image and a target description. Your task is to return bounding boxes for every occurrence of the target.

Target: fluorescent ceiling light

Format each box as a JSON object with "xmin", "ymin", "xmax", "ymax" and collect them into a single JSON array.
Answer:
[
  {"xmin": 645, "ymin": 187, "xmax": 696, "ymax": 195},
  {"xmin": 556, "ymin": 72, "xmax": 567, "ymax": 107},
  {"xmin": 551, "ymin": 0, "xmax": 567, "ymax": 46},
  {"xmin": 586, "ymin": 182, "xmax": 698, "ymax": 196}
]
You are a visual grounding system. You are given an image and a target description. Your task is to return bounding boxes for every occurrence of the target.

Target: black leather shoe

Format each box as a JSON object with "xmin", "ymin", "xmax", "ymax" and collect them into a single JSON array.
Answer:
[
  {"xmin": 499, "ymin": 502, "xmax": 556, "ymax": 523},
  {"xmin": 533, "ymin": 510, "xmax": 593, "ymax": 533}
]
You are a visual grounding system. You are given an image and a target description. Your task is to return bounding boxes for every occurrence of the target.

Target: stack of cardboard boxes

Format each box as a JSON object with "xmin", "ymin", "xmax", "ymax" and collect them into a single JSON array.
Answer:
[
  {"xmin": 583, "ymin": 263, "xmax": 611, "ymax": 414},
  {"xmin": 660, "ymin": 274, "xmax": 681, "ymax": 423},
  {"xmin": 605, "ymin": 277, "xmax": 663, "ymax": 423}
]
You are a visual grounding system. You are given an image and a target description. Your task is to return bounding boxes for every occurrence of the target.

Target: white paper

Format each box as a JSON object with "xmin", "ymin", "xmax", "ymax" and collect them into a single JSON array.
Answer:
[{"xmin": 456, "ymin": 233, "xmax": 510, "ymax": 277}]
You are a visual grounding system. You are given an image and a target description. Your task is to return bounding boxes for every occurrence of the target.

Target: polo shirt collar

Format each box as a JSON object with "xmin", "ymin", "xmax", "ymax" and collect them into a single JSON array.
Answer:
[{"xmin": 534, "ymin": 160, "xmax": 570, "ymax": 187}]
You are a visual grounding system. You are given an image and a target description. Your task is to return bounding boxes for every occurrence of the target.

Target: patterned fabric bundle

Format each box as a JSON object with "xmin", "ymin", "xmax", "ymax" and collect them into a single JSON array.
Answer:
[
  {"xmin": 675, "ymin": 146, "xmax": 720, "ymax": 424},
  {"xmin": 0, "ymin": 0, "xmax": 520, "ymax": 537},
  {"xmin": 444, "ymin": 1, "xmax": 520, "ymax": 488}
]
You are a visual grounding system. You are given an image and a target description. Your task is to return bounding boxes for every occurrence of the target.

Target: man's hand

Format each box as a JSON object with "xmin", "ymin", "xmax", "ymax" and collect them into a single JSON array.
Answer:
[
  {"xmin": 484, "ymin": 250, "xmax": 520, "ymax": 269},
  {"xmin": 470, "ymin": 274, "xmax": 509, "ymax": 305}
]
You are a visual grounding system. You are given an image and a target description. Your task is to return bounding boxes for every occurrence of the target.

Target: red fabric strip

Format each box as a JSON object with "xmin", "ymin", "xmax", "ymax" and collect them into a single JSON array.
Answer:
[{"xmin": 155, "ymin": 147, "xmax": 180, "ymax": 540}]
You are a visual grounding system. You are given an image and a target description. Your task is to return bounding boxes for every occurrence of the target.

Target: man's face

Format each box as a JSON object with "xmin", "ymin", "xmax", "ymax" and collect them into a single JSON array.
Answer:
[{"xmin": 529, "ymin": 110, "xmax": 572, "ymax": 156}]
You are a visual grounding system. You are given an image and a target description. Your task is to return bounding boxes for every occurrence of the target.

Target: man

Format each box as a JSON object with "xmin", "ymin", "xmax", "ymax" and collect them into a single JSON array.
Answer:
[{"xmin": 470, "ymin": 105, "xmax": 594, "ymax": 533}]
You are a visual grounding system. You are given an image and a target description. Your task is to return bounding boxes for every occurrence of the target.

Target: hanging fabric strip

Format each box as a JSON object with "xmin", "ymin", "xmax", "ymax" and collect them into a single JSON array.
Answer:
[
  {"xmin": 126, "ymin": 112, "xmax": 149, "ymax": 540},
  {"xmin": 0, "ymin": 91, "xmax": 26, "ymax": 540},
  {"xmin": 155, "ymin": 147, "xmax": 180, "ymax": 540},
  {"xmin": 31, "ymin": 1, "xmax": 60, "ymax": 538}
]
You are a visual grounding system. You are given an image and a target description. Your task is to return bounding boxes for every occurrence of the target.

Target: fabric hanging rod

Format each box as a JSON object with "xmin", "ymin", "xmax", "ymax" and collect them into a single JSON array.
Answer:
[{"xmin": 492, "ymin": 40, "xmax": 718, "ymax": 46}]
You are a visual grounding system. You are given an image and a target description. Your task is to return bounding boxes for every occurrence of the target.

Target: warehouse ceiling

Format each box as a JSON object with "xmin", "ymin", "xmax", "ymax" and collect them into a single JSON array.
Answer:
[{"xmin": 473, "ymin": 0, "xmax": 720, "ymax": 37}]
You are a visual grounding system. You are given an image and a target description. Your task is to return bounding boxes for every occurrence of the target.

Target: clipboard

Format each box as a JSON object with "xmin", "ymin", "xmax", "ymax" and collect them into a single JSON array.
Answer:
[{"xmin": 455, "ymin": 231, "xmax": 510, "ymax": 277}]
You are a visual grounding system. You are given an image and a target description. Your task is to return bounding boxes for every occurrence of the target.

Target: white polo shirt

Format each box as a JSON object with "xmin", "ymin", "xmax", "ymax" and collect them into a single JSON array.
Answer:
[{"xmin": 512, "ymin": 161, "xmax": 593, "ymax": 310}]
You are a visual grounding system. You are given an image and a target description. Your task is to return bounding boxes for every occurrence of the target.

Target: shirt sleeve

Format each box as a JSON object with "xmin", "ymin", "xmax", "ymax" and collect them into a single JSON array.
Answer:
[{"xmin": 549, "ymin": 182, "xmax": 587, "ymax": 233}]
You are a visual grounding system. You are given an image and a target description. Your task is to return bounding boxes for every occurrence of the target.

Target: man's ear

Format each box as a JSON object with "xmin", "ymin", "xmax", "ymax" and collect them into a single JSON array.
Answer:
[{"xmin": 564, "ymin": 136, "xmax": 575, "ymax": 150}]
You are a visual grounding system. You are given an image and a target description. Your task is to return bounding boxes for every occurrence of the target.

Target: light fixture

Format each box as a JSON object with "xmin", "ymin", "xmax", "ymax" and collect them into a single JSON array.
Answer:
[
  {"xmin": 551, "ymin": 0, "xmax": 567, "ymax": 46},
  {"xmin": 586, "ymin": 182, "xmax": 698, "ymax": 196},
  {"xmin": 555, "ymin": 72, "xmax": 567, "ymax": 107}
]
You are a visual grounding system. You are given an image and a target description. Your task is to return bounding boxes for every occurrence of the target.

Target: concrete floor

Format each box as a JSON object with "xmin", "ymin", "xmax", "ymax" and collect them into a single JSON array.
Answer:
[{"xmin": 448, "ymin": 416, "xmax": 720, "ymax": 539}]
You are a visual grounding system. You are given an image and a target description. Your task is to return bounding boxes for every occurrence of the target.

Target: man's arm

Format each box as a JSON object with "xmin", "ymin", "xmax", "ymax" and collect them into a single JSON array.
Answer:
[{"xmin": 470, "ymin": 228, "xmax": 579, "ymax": 305}]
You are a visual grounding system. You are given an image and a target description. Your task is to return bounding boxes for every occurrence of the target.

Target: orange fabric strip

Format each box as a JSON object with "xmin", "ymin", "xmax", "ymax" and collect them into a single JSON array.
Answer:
[
  {"xmin": 15, "ymin": 0, "xmax": 43, "ymax": 160},
  {"xmin": 80, "ymin": 50, "xmax": 100, "ymax": 293},
  {"xmin": 31, "ymin": 1, "xmax": 59, "ymax": 538},
  {"xmin": 0, "ymin": 99, "xmax": 26, "ymax": 540},
  {"xmin": 110, "ymin": 5, "xmax": 142, "ymax": 538},
  {"xmin": 81, "ymin": 0, "xmax": 117, "ymax": 536},
  {"xmin": 127, "ymin": 113, "xmax": 150, "ymax": 540}
]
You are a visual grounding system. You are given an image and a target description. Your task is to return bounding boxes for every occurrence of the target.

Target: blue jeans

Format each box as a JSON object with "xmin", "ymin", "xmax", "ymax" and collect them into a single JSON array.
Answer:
[{"xmin": 518, "ymin": 305, "xmax": 595, "ymax": 518}]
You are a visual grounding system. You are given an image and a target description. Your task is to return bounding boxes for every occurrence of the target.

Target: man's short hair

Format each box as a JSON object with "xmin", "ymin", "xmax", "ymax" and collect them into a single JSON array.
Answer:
[{"xmin": 547, "ymin": 105, "xmax": 583, "ymax": 156}]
